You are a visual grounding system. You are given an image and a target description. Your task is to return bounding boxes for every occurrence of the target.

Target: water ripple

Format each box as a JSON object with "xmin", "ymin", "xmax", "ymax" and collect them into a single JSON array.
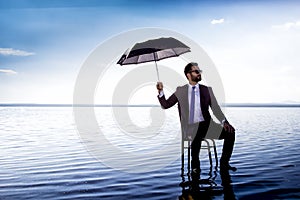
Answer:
[{"xmin": 0, "ymin": 107, "xmax": 299, "ymax": 199}]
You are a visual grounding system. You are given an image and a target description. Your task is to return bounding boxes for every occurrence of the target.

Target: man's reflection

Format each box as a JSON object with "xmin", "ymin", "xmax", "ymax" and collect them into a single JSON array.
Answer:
[
  {"xmin": 179, "ymin": 168, "xmax": 236, "ymax": 200},
  {"xmin": 220, "ymin": 168, "xmax": 236, "ymax": 200}
]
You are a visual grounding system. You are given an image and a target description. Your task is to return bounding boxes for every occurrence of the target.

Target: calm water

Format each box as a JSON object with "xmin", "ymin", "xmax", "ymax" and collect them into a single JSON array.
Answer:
[{"xmin": 0, "ymin": 106, "xmax": 299, "ymax": 199}]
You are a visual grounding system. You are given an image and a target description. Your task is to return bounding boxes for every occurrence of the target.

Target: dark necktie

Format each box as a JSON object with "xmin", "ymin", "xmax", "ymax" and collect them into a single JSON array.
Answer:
[{"xmin": 189, "ymin": 86, "xmax": 196, "ymax": 124}]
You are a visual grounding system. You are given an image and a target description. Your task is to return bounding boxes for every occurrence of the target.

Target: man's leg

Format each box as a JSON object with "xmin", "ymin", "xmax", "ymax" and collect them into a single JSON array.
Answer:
[
  {"xmin": 219, "ymin": 128, "xmax": 236, "ymax": 170},
  {"xmin": 191, "ymin": 140, "xmax": 201, "ymax": 173},
  {"xmin": 190, "ymin": 122, "xmax": 208, "ymax": 173}
]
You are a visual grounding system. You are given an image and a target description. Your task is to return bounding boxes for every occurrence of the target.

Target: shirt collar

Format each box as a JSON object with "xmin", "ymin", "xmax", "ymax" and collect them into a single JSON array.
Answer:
[{"xmin": 188, "ymin": 83, "xmax": 199, "ymax": 89}]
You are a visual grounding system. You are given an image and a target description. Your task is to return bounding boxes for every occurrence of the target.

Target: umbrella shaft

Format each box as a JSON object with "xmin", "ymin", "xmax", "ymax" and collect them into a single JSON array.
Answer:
[{"xmin": 155, "ymin": 60, "xmax": 160, "ymax": 81}]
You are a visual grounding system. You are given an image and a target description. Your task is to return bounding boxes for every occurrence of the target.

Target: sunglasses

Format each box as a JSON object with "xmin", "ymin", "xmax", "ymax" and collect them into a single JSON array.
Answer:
[{"xmin": 189, "ymin": 69, "xmax": 202, "ymax": 74}]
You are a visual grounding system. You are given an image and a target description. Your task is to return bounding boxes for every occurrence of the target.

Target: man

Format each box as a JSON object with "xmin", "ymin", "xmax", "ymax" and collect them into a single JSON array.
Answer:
[{"xmin": 156, "ymin": 62, "xmax": 236, "ymax": 173}]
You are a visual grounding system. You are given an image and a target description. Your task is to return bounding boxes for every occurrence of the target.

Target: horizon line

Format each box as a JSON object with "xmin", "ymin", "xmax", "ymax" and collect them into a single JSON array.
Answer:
[{"xmin": 1, "ymin": 103, "xmax": 300, "ymax": 108}]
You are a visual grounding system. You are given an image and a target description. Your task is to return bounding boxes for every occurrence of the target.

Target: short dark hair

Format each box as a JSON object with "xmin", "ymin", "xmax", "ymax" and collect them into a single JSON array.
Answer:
[{"xmin": 184, "ymin": 62, "xmax": 198, "ymax": 77}]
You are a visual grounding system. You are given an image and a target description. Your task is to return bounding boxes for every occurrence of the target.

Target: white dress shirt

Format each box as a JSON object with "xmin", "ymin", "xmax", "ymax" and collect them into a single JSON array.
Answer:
[{"xmin": 188, "ymin": 83, "xmax": 204, "ymax": 123}]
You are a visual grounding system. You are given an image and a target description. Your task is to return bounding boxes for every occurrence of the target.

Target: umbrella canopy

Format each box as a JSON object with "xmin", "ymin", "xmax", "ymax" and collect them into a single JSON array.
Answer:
[{"xmin": 117, "ymin": 37, "xmax": 190, "ymax": 81}]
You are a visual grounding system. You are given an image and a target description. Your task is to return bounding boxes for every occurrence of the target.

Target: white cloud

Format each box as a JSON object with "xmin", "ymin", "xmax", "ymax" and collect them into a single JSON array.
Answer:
[
  {"xmin": 211, "ymin": 18, "xmax": 225, "ymax": 25},
  {"xmin": 0, "ymin": 69, "xmax": 17, "ymax": 74},
  {"xmin": 272, "ymin": 20, "xmax": 300, "ymax": 30},
  {"xmin": 0, "ymin": 48, "xmax": 35, "ymax": 56}
]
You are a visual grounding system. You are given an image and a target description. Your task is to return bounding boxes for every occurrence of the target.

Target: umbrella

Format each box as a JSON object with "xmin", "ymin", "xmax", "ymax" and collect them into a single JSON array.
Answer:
[{"xmin": 117, "ymin": 37, "xmax": 190, "ymax": 81}]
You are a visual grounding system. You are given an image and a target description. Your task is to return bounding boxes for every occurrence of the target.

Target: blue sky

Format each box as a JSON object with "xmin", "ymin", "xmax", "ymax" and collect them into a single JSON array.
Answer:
[{"xmin": 1, "ymin": 0, "xmax": 300, "ymax": 103}]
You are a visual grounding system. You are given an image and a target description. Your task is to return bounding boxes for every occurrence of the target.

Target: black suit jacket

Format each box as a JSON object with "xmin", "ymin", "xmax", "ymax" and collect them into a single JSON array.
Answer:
[{"xmin": 158, "ymin": 84, "xmax": 226, "ymax": 137}]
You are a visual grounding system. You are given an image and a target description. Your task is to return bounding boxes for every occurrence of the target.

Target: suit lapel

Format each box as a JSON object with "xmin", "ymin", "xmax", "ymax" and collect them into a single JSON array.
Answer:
[
  {"xmin": 182, "ymin": 84, "xmax": 189, "ymax": 110},
  {"xmin": 199, "ymin": 84, "xmax": 205, "ymax": 108}
]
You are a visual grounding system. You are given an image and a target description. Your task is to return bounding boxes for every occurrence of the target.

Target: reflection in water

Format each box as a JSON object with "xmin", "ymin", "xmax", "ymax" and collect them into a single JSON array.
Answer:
[
  {"xmin": 179, "ymin": 165, "xmax": 236, "ymax": 199},
  {"xmin": 220, "ymin": 168, "xmax": 236, "ymax": 200}
]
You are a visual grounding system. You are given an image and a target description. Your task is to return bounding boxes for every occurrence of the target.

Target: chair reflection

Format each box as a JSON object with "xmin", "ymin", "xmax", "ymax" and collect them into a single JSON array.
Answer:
[
  {"xmin": 179, "ymin": 136, "xmax": 236, "ymax": 200},
  {"xmin": 179, "ymin": 168, "xmax": 236, "ymax": 200}
]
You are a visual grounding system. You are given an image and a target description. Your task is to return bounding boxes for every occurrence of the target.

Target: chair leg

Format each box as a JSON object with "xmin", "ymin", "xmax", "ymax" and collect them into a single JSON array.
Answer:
[
  {"xmin": 181, "ymin": 138, "xmax": 219, "ymax": 181},
  {"xmin": 181, "ymin": 138, "xmax": 184, "ymax": 176},
  {"xmin": 211, "ymin": 139, "xmax": 218, "ymax": 167},
  {"xmin": 203, "ymin": 139, "xmax": 213, "ymax": 167},
  {"xmin": 187, "ymin": 142, "xmax": 191, "ymax": 174}
]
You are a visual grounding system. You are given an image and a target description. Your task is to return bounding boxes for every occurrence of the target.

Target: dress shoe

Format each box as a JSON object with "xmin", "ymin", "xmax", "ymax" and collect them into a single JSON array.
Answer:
[{"xmin": 220, "ymin": 161, "xmax": 237, "ymax": 171}]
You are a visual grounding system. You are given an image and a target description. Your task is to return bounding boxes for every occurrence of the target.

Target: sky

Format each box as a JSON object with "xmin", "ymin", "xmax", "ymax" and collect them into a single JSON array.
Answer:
[{"xmin": 0, "ymin": 0, "xmax": 300, "ymax": 104}]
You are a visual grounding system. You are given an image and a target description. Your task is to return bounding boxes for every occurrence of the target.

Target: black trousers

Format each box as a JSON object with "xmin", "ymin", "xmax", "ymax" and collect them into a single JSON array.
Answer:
[{"xmin": 190, "ymin": 120, "xmax": 235, "ymax": 169}]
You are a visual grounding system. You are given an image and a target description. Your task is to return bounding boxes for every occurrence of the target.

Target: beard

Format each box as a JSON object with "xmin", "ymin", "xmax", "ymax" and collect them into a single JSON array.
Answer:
[{"xmin": 192, "ymin": 74, "xmax": 201, "ymax": 82}]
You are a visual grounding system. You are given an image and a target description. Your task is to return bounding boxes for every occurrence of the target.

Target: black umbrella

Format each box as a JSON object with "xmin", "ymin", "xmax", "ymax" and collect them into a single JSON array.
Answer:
[{"xmin": 117, "ymin": 37, "xmax": 190, "ymax": 81}]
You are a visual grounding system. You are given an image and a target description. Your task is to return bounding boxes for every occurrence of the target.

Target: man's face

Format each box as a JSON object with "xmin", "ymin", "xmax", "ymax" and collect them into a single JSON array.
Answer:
[{"xmin": 188, "ymin": 65, "xmax": 202, "ymax": 83}]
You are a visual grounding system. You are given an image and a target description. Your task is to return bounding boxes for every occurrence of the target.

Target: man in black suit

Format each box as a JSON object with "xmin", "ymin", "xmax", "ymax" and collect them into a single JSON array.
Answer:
[{"xmin": 156, "ymin": 62, "xmax": 236, "ymax": 173}]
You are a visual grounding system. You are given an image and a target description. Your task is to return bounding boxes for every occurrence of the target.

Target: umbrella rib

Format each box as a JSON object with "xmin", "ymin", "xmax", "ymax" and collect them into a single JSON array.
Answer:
[{"xmin": 171, "ymin": 48, "xmax": 179, "ymax": 56}]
